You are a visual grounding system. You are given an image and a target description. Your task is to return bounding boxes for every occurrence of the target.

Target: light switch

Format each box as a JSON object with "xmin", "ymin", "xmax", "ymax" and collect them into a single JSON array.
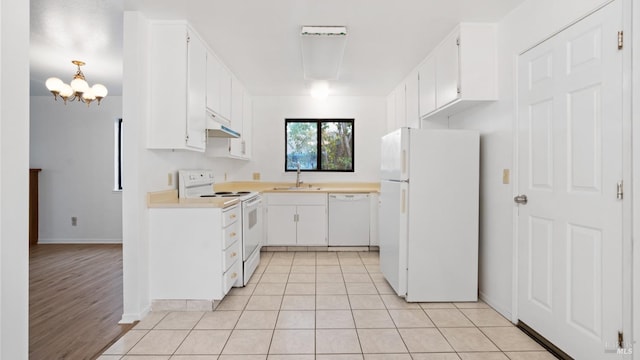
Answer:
[{"xmin": 502, "ymin": 169, "xmax": 510, "ymax": 184}]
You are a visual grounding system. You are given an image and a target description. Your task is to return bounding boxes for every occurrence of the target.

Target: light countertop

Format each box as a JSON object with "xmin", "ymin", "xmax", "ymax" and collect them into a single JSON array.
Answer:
[
  {"xmin": 147, "ymin": 190, "xmax": 239, "ymax": 209},
  {"xmin": 147, "ymin": 182, "xmax": 380, "ymax": 209}
]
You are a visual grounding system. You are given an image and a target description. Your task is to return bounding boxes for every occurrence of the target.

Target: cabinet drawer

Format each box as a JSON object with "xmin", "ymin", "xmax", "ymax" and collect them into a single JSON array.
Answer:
[
  {"xmin": 222, "ymin": 240, "xmax": 241, "ymax": 272},
  {"xmin": 223, "ymin": 220, "xmax": 240, "ymax": 249},
  {"xmin": 223, "ymin": 260, "xmax": 241, "ymax": 295},
  {"xmin": 223, "ymin": 205, "xmax": 240, "ymax": 227}
]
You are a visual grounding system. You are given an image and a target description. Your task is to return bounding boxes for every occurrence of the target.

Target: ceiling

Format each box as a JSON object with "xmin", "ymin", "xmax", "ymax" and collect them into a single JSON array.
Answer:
[{"xmin": 30, "ymin": 0, "xmax": 526, "ymax": 97}]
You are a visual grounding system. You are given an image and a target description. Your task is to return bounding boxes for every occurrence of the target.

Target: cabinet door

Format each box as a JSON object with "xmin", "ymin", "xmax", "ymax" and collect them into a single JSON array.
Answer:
[
  {"xmin": 436, "ymin": 31, "xmax": 460, "ymax": 108},
  {"xmin": 405, "ymin": 72, "xmax": 420, "ymax": 128},
  {"xmin": 394, "ymin": 84, "xmax": 406, "ymax": 128},
  {"xmin": 186, "ymin": 31, "xmax": 207, "ymax": 151},
  {"xmin": 242, "ymin": 91, "xmax": 252, "ymax": 159},
  {"xmin": 266, "ymin": 205, "xmax": 297, "ymax": 246},
  {"xmin": 229, "ymin": 77, "xmax": 244, "ymax": 157},
  {"xmin": 206, "ymin": 53, "xmax": 221, "ymax": 115},
  {"xmin": 219, "ymin": 67, "xmax": 232, "ymax": 121},
  {"xmin": 296, "ymin": 205, "xmax": 327, "ymax": 246},
  {"xmin": 418, "ymin": 54, "xmax": 436, "ymax": 117}
]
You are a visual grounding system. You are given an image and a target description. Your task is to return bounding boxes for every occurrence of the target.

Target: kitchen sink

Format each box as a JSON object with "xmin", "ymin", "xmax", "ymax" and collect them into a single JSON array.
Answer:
[{"xmin": 272, "ymin": 186, "xmax": 322, "ymax": 191}]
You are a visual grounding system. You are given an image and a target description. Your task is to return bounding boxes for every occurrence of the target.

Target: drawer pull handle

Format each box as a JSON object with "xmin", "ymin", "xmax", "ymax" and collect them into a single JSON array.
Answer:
[
  {"xmin": 230, "ymin": 214, "xmax": 237, "ymax": 219},
  {"xmin": 231, "ymin": 252, "xmax": 237, "ymax": 257},
  {"xmin": 230, "ymin": 232, "xmax": 237, "ymax": 237},
  {"xmin": 231, "ymin": 272, "xmax": 238, "ymax": 279}
]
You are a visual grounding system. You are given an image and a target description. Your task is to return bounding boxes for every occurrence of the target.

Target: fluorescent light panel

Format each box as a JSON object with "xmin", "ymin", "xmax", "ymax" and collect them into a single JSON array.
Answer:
[{"xmin": 301, "ymin": 26, "xmax": 347, "ymax": 80}]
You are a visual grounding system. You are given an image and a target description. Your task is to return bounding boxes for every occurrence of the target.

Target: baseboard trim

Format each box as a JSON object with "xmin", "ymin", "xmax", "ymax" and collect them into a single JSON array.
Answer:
[
  {"xmin": 518, "ymin": 320, "xmax": 572, "ymax": 359},
  {"xmin": 38, "ymin": 238, "xmax": 123, "ymax": 244},
  {"xmin": 478, "ymin": 291, "xmax": 513, "ymax": 322},
  {"xmin": 119, "ymin": 305, "xmax": 150, "ymax": 324}
]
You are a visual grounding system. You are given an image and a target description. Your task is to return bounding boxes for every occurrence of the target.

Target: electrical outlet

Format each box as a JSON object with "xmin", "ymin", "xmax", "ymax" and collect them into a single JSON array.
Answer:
[
  {"xmin": 224, "ymin": 172, "xmax": 228, "ymax": 181},
  {"xmin": 71, "ymin": 217, "xmax": 77, "ymax": 226},
  {"xmin": 168, "ymin": 173, "xmax": 173, "ymax": 186},
  {"xmin": 502, "ymin": 169, "xmax": 510, "ymax": 184},
  {"xmin": 252, "ymin": 172, "xmax": 261, "ymax": 181}
]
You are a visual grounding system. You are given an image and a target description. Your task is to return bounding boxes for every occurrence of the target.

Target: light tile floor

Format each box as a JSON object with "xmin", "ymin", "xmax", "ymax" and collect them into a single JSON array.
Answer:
[{"xmin": 99, "ymin": 251, "xmax": 557, "ymax": 360}]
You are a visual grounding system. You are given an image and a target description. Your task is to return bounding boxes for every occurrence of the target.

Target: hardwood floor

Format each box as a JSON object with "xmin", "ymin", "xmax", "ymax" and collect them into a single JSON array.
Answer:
[{"xmin": 29, "ymin": 244, "xmax": 131, "ymax": 360}]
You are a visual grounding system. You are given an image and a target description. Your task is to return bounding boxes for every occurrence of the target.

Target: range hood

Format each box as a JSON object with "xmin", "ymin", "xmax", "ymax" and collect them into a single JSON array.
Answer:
[{"xmin": 206, "ymin": 113, "xmax": 240, "ymax": 138}]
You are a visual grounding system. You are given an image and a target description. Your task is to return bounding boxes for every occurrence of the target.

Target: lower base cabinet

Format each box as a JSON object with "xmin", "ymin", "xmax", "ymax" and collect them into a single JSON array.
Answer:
[
  {"xmin": 265, "ymin": 193, "xmax": 327, "ymax": 246},
  {"xmin": 148, "ymin": 205, "xmax": 241, "ymax": 304}
]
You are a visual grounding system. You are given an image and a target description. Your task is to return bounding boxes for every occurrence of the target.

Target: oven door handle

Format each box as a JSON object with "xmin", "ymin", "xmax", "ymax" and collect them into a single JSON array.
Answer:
[{"xmin": 244, "ymin": 196, "xmax": 263, "ymax": 208}]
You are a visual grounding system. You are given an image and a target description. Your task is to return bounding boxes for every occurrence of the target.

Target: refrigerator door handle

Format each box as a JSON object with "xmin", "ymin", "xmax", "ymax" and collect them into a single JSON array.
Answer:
[{"xmin": 401, "ymin": 189, "xmax": 406, "ymax": 214}]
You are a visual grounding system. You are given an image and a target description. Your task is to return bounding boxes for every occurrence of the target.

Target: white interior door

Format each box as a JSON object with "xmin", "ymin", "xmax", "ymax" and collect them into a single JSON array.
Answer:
[{"xmin": 516, "ymin": 1, "xmax": 624, "ymax": 358}]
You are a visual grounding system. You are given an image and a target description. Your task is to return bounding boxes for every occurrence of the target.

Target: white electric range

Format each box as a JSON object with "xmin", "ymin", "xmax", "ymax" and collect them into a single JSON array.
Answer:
[{"xmin": 178, "ymin": 169, "xmax": 263, "ymax": 286}]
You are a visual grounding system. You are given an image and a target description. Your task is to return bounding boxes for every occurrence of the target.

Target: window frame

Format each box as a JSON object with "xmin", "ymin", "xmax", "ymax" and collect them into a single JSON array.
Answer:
[
  {"xmin": 284, "ymin": 118, "xmax": 355, "ymax": 173},
  {"xmin": 113, "ymin": 118, "xmax": 123, "ymax": 191}
]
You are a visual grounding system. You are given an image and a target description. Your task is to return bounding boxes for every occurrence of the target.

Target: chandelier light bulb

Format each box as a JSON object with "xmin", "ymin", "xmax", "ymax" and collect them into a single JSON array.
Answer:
[
  {"xmin": 71, "ymin": 78, "xmax": 89, "ymax": 93},
  {"xmin": 59, "ymin": 84, "xmax": 74, "ymax": 104},
  {"xmin": 45, "ymin": 77, "xmax": 63, "ymax": 92},
  {"xmin": 92, "ymin": 84, "xmax": 108, "ymax": 98}
]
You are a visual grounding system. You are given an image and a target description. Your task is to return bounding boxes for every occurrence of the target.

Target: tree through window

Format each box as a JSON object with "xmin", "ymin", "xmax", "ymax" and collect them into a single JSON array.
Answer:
[{"xmin": 285, "ymin": 119, "xmax": 354, "ymax": 172}]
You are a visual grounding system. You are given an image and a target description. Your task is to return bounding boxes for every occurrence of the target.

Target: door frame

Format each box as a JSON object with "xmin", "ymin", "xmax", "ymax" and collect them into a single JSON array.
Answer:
[{"xmin": 511, "ymin": 0, "xmax": 634, "ymax": 355}]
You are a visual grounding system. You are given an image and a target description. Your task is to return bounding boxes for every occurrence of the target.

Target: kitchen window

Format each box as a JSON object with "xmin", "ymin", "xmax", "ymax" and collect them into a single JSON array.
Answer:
[
  {"xmin": 113, "ymin": 118, "xmax": 123, "ymax": 191},
  {"xmin": 285, "ymin": 119, "xmax": 354, "ymax": 172}
]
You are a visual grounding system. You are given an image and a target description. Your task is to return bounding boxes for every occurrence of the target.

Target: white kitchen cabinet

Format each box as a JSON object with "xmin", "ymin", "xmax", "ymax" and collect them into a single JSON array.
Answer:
[
  {"xmin": 387, "ymin": 71, "xmax": 420, "ymax": 131},
  {"xmin": 265, "ymin": 205, "xmax": 297, "ymax": 246},
  {"xmin": 148, "ymin": 205, "xmax": 241, "ymax": 304},
  {"xmin": 296, "ymin": 206, "xmax": 327, "ymax": 246},
  {"xmin": 394, "ymin": 83, "xmax": 406, "ymax": 128},
  {"xmin": 435, "ymin": 30, "xmax": 460, "ymax": 109},
  {"xmin": 418, "ymin": 54, "xmax": 436, "ymax": 116},
  {"xmin": 265, "ymin": 193, "xmax": 327, "ymax": 246},
  {"xmin": 419, "ymin": 23, "xmax": 497, "ymax": 120},
  {"xmin": 207, "ymin": 82, "xmax": 252, "ymax": 160},
  {"xmin": 206, "ymin": 53, "xmax": 232, "ymax": 123},
  {"xmin": 229, "ymin": 76, "xmax": 244, "ymax": 157},
  {"xmin": 148, "ymin": 21, "xmax": 207, "ymax": 151},
  {"xmin": 404, "ymin": 71, "xmax": 420, "ymax": 129},
  {"xmin": 242, "ymin": 91, "xmax": 253, "ymax": 158}
]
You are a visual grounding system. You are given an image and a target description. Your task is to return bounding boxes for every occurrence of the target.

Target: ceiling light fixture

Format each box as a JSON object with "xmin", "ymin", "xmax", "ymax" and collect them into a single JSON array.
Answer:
[
  {"xmin": 45, "ymin": 60, "xmax": 108, "ymax": 106},
  {"xmin": 310, "ymin": 81, "xmax": 330, "ymax": 99},
  {"xmin": 301, "ymin": 26, "xmax": 347, "ymax": 80}
]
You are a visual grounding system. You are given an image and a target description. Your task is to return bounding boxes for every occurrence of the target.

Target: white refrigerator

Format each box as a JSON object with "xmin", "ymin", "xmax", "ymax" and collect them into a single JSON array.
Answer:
[{"xmin": 379, "ymin": 128, "xmax": 479, "ymax": 302}]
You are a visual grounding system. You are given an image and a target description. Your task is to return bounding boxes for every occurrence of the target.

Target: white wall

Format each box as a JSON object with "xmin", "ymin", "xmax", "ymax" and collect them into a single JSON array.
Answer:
[
  {"xmin": 235, "ymin": 96, "xmax": 386, "ymax": 183},
  {"xmin": 0, "ymin": 0, "xmax": 30, "ymax": 357},
  {"xmin": 447, "ymin": 0, "xmax": 617, "ymax": 319},
  {"xmin": 29, "ymin": 96, "xmax": 123, "ymax": 243},
  {"xmin": 121, "ymin": 12, "xmax": 241, "ymax": 322}
]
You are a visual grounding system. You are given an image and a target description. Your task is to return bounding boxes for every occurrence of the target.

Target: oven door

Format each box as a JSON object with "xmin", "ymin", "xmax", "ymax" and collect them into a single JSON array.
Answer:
[{"xmin": 242, "ymin": 195, "xmax": 263, "ymax": 261}]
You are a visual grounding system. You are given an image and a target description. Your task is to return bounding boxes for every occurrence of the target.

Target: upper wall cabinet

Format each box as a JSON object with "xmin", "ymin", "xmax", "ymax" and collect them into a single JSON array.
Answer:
[
  {"xmin": 418, "ymin": 23, "xmax": 498, "ymax": 120},
  {"xmin": 148, "ymin": 22, "xmax": 207, "ymax": 152},
  {"xmin": 386, "ymin": 70, "xmax": 420, "ymax": 132},
  {"xmin": 206, "ymin": 81, "xmax": 253, "ymax": 160},
  {"xmin": 206, "ymin": 53, "xmax": 232, "ymax": 123}
]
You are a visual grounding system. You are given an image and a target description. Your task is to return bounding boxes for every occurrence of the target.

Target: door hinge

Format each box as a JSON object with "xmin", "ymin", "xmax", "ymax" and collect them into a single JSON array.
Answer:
[
  {"xmin": 618, "ymin": 331, "xmax": 624, "ymax": 348},
  {"xmin": 618, "ymin": 31, "xmax": 623, "ymax": 50},
  {"xmin": 456, "ymin": 37, "xmax": 460, "ymax": 46},
  {"xmin": 617, "ymin": 181, "xmax": 623, "ymax": 200},
  {"xmin": 457, "ymin": 86, "xmax": 461, "ymax": 94}
]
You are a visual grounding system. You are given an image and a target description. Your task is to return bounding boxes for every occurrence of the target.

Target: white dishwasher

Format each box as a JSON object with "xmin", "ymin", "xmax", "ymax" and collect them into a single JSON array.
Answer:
[{"xmin": 328, "ymin": 193, "xmax": 370, "ymax": 246}]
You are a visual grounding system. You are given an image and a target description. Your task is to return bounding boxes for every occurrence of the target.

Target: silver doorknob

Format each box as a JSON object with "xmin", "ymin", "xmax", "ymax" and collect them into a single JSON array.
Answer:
[{"xmin": 514, "ymin": 194, "xmax": 528, "ymax": 205}]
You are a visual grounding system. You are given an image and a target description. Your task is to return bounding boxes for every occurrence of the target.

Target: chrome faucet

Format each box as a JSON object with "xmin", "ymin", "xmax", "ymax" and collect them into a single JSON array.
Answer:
[{"xmin": 296, "ymin": 162, "xmax": 303, "ymax": 187}]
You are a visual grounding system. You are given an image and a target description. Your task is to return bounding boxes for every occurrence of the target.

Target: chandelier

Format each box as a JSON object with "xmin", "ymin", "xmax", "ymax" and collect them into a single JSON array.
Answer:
[{"xmin": 45, "ymin": 60, "xmax": 108, "ymax": 106}]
